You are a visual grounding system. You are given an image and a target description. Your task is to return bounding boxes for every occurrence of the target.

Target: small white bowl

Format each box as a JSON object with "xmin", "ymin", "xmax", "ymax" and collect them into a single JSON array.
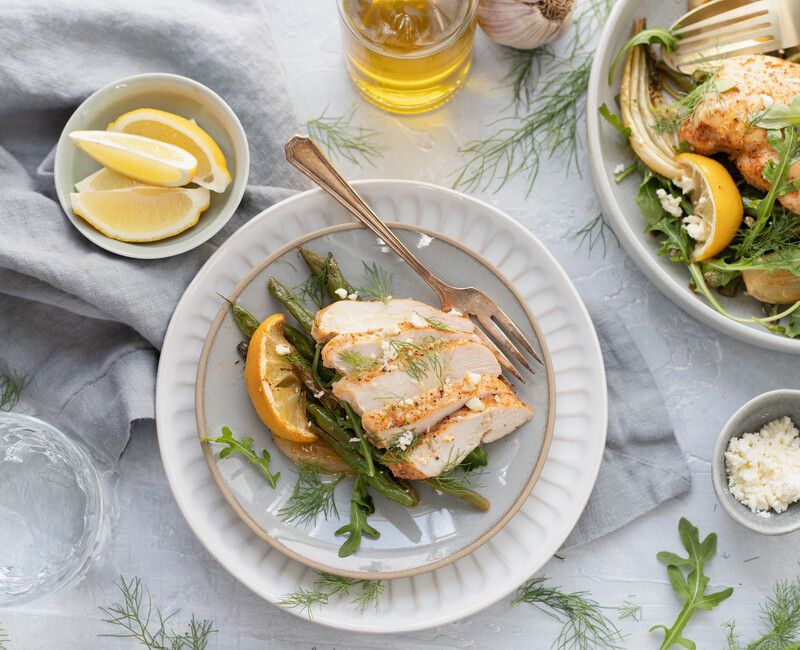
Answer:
[
  {"xmin": 712, "ymin": 389, "xmax": 800, "ymax": 535},
  {"xmin": 54, "ymin": 72, "xmax": 249, "ymax": 259}
]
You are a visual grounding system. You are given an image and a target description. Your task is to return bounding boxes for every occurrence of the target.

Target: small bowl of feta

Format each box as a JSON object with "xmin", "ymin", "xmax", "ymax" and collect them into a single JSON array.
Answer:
[{"xmin": 712, "ymin": 389, "xmax": 800, "ymax": 535}]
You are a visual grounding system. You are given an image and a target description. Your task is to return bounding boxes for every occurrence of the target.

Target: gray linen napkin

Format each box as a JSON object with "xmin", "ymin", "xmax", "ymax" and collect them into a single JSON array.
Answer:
[
  {"xmin": 0, "ymin": 0, "xmax": 688, "ymax": 547},
  {"xmin": 0, "ymin": 0, "xmax": 301, "ymax": 462}
]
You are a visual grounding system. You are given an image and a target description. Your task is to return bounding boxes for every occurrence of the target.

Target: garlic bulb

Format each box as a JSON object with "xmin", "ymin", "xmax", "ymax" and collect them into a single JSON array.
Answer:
[{"xmin": 477, "ymin": 0, "xmax": 576, "ymax": 50}]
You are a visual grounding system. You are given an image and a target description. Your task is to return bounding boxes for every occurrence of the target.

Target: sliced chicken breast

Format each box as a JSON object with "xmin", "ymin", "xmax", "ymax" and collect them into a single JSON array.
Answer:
[
  {"xmin": 322, "ymin": 323, "xmax": 481, "ymax": 375},
  {"xmin": 362, "ymin": 375, "xmax": 514, "ymax": 448},
  {"xmin": 332, "ymin": 339, "xmax": 501, "ymax": 414},
  {"xmin": 312, "ymin": 298, "xmax": 474, "ymax": 343},
  {"xmin": 387, "ymin": 393, "xmax": 533, "ymax": 479}
]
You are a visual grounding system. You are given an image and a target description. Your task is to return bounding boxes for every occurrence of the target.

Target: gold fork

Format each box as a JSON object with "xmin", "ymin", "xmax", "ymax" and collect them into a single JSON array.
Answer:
[
  {"xmin": 664, "ymin": 0, "xmax": 800, "ymax": 73},
  {"xmin": 284, "ymin": 135, "xmax": 542, "ymax": 381}
]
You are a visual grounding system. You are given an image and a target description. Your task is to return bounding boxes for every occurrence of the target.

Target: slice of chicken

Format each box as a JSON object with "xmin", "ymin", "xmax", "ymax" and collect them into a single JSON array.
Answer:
[
  {"xmin": 387, "ymin": 393, "xmax": 533, "ymax": 479},
  {"xmin": 362, "ymin": 375, "xmax": 514, "ymax": 448},
  {"xmin": 322, "ymin": 323, "xmax": 481, "ymax": 375},
  {"xmin": 312, "ymin": 298, "xmax": 474, "ymax": 343},
  {"xmin": 332, "ymin": 339, "xmax": 501, "ymax": 414}
]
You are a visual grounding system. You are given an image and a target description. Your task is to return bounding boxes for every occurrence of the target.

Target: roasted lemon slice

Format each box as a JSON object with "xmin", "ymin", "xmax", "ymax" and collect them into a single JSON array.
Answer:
[
  {"xmin": 108, "ymin": 108, "xmax": 231, "ymax": 192},
  {"xmin": 676, "ymin": 153, "xmax": 744, "ymax": 262},
  {"xmin": 245, "ymin": 314, "xmax": 318, "ymax": 443},
  {"xmin": 69, "ymin": 130, "xmax": 197, "ymax": 187},
  {"xmin": 70, "ymin": 186, "xmax": 210, "ymax": 242}
]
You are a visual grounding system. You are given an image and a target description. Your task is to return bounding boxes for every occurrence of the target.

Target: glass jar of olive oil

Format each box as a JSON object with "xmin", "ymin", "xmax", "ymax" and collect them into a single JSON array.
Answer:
[{"xmin": 338, "ymin": 0, "xmax": 478, "ymax": 114}]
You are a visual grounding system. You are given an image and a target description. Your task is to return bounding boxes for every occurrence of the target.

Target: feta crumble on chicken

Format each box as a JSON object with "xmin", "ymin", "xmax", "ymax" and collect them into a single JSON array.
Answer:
[
  {"xmin": 465, "ymin": 397, "xmax": 484, "ymax": 412},
  {"xmin": 396, "ymin": 430, "xmax": 415, "ymax": 451}
]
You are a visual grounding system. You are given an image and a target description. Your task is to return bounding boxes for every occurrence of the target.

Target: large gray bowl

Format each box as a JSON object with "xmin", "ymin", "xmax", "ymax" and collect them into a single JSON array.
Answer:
[
  {"xmin": 586, "ymin": 0, "xmax": 800, "ymax": 354},
  {"xmin": 712, "ymin": 389, "xmax": 800, "ymax": 535}
]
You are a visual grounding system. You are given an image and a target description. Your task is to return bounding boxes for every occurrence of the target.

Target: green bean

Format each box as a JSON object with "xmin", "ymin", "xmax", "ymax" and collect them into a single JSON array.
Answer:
[
  {"xmin": 232, "ymin": 304, "xmax": 260, "ymax": 338},
  {"xmin": 299, "ymin": 247, "xmax": 327, "ymax": 276},
  {"xmin": 460, "ymin": 446, "xmax": 488, "ymax": 472},
  {"xmin": 307, "ymin": 404, "xmax": 419, "ymax": 507},
  {"xmin": 290, "ymin": 363, "xmax": 342, "ymax": 413},
  {"xmin": 423, "ymin": 477, "xmax": 490, "ymax": 512},
  {"xmin": 268, "ymin": 278, "xmax": 314, "ymax": 333},
  {"xmin": 323, "ymin": 253, "xmax": 355, "ymax": 298},
  {"xmin": 343, "ymin": 402, "xmax": 375, "ymax": 477},
  {"xmin": 283, "ymin": 323, "xmax": 316, "ymax": 362}
]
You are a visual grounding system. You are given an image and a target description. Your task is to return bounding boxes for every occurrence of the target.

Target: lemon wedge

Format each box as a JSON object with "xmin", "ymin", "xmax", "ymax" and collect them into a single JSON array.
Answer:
[
  {"xmin": 108, "ymin": 108, "xmax": 232, "ymax": 193},
  {"xmin": 69, "ymin": 130, "xmax": 198, "ymax": 187},
  {"xmin": 245, "ymin": 314, "xmax": 318, "ymax": 444},
  {"xmin": 675, "ymin": 153, "xmax": 744, "ymax": 262},
  {"xmin": 75, "ymin": 167, "xmax": 145, "ymax": 192},
  {"xmin": 70, "ymin": 186, "xmax": 210, "ymax": 242}
]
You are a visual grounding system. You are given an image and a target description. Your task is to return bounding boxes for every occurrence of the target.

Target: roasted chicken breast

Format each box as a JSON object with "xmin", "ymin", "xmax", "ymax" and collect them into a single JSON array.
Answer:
[
  {"xmin": 387, "ymin": 393, "xmax": 533, "ymax": 479},
  {"xmin": 680, "ymin": 55, "xmax": 800, "ymax": 214}
]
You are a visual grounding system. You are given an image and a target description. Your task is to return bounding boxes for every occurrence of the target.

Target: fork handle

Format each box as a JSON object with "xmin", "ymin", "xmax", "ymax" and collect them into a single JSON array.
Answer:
[{"xmin": 285, "ymin": 136, "xmax": 451, "ymax": 303}]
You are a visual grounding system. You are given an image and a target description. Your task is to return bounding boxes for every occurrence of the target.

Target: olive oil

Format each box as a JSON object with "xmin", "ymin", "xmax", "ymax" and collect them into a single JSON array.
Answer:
[{"xmin": 339, "ymin": 0, "xmax": 478, "ymax": 114}]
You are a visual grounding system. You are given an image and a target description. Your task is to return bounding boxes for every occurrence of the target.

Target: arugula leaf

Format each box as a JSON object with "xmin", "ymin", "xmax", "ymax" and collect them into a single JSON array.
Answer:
[
  {"xmin": 599, "ymin": 103, "xmax": 631, "ymax": 137},
  {"xmin": 705, "ymin": 247, "xmax": 800, "ymax": 276},
  {"xmin": 335, "ymin": 474, "xmax": 380, "ymax": 558},
  {"xmin": 636, "ymin": 170, "xmax": 692, "ymax": 263},
  {"xmin": 751, "ymin": 94, "xmax": 800, "ymax": 130},
  {"xmin": 651, "ymin": 518, "xmax": 733, "ymax": 650},
  {"xmin": 608, "ymin": 28, "xmax": 679, "ymax": 85},
  {"xmin": 202, "ymin": 426, "xmax": 280, "ymax": 488}
]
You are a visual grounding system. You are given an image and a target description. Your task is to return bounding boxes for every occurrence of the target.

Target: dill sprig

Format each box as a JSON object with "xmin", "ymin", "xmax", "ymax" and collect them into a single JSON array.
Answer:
[
  {"xmin": 389, "ymin": 337, "xmax": 448, "ymax": 386},
  {"xmin": 278, "ymin": 464, "xmax": 344, "ymax": 527},
  {"xmin": 305, "ymin": 107, "xmax": 382, "ymax": 168},
  {"xmin": 653, "ymin": 75, "xmax": 736, "ymax": 133},
  {"xmin": 278, "ymin": 571, "xmax": 385, "ymax": 616},
  {"xmin": 99, "ymin": 576, "xmax": 216, "ymax": 650},
  {"xmin": 618, "ymin": 600, "xmax": 643, "ymax": 622},
  {"xmin": 725, "ymin": 577, "xmax": 800, "ymax": 649},
  {"xmin": 454, "ymin": 0, "xmax": 612, "ymax": 193},
  {"xmin": 358, "ymin": 262, "xmax": 393, "ymax": 303},
  {"xmin": 293, "ymin": 267, "xmax": 328, "ymax": 310},
  {"xmin": 339, "ymin": 350, "xmax": 382, "ymax": 375},
  {"xmin": 570, "ymin": 213, "xmax": 619, "ymax": 257},
  {"xmin": 415, "ymin": 311, "xmax": 455, "ymax": 331},
  {"xmin": 0, "ymin": 370, "xmax": 29, "ymax": 411},
  {"xmin": 511, "ymin": 577, "xmax": 624, "ymax": 650}
]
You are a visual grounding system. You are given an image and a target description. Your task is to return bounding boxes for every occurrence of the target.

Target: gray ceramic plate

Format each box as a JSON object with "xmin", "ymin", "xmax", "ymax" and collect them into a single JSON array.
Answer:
[
  {"xmin": 712, "ymin": 389, "xmax": 800, "ymax": 535},
  {"xmin": 587, "ymin": 0, "xmax": 800, "ymax": 354},
  {"xmin": 195, "ymin": 223, "xmax": 555, "ymax": 579},
  {"xmin": 53, "ymin": 73, "xmax": 249, "ymax": 259}
]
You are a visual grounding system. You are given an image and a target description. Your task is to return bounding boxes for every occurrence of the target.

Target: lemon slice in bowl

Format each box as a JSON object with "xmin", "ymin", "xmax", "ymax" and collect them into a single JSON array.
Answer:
[
  {"xmin": 676, "ymin": 153, "xmax": 744, "ymax": 262},
  {"xmin": 70, "ymin": 186, "xmax": 210, "ymax": 242},
  {"xmin": 108, "ymin": 108, "xmax": 232, "ymax": 193},
  {"xmin": 245, "ymin": 314, "xmax": 318, "ymax": 444},
  {"xmin": 74, "ymin": 167, "xmax": 145, "ymax": 192},
  {"xmin": 69, "ymin": 130, "xmax": 198, "ymax": 187}
]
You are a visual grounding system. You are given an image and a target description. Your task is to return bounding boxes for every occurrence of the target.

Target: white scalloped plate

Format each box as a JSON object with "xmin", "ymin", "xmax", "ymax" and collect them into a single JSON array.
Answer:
[{"xmin": 156, "ymin": 180, "xmax": 607, "ymax": 632}]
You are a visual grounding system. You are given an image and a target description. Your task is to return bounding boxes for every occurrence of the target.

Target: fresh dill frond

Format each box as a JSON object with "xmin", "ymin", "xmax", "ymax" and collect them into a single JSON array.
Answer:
[
  {"xmin": 99, "ymin": 576, "xmax": 216, "ymax": 649},
  {"xmin": 724, "ymin": 577, "xmax": 800, "ymax": 649},
  {"xmin": 653, "ymin": 75, "xmax": 736, "ymax": 133},
  {"xmin": 339, "ymin": 350, "xmax": 382, "ymax": 375},
  {"xmin": 415, "ymin": 311, "xmax": 454, "ymax": 332},
  {"xmin": 305, "ymin": 107, "xmax": 382, "ymax": 168},
  {"xmin": 380, "ymin": 430, "xmax": 422, "ymax": 465},
  {"xmin": 389, "ymin": 337, "xmax": 447, "ymax": 385},
  {"xmin": 511, "ymin": 577, "xmax": 624, "ymax": 650},
  {"xmin": 358, "ymin": 261, "xmax": 393, "ymax": 303},
  {"xmin": 454, "ymin": 0, "xmax": 612, "ymax": 193},
  {"xmin": 293, "ymin": 267, "xmax": 328, "ymax": 310},
  {"xmin": 278, "ymin": 464, "xmax": 343, "ymax": 527},
  {"xmin": 0, "ymin": 370, "xmax": 29, "ymax": 411},
  {"xmin": 278, "ymin": 571, "xmax": 385, "ymax": 616},
  {"xmin": 617, "ymin": 600, "xmax": 642, "ymax": 621},
  {"xmin": 570, "ymin": 213, "xmax": 619, "ymax": 257}
]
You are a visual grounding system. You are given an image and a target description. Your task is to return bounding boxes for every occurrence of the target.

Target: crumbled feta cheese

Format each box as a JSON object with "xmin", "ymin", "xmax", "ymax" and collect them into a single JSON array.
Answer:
[
  {"xmin": 349, "ymin": 437, "xmax": 360, "ymax": 443},
  {"xmin": 656, "ymin": 188, "xmax": 683, "ymax": 217},
  {"xmin": 613, "ymin": 163, "xmax": 626, "ymax": 175},
  {"xmin": 334, "ymin": 288, "xmax": 348, "ymax": 299},
  {"xmin": 725, "ymin": 416, "xmax": 800, "ymax": 514},
  {"xmin": 448, "ymin": 308, "xmax": 463, "ymax": 316},
  {"xmin": 313, "ymin": 390, "xmax": 325, "ymax": 399},
  {"xmin": 396, "ymin": 430, "xmax": 414, "ymax": 451},
  {"xmin": 466, "ymin": 397, "xmax": 484, "ymax": 412},
  {"xmin": 409, "ymin": 312, "xmax": 427, "ymax": 328},
  {"xmin": 386, "ymin": 325, "xmax": 401, "ymax": 336},
  {"xmin": 347, "ymin": 292, "xmax": 358, "ymax": 300},
  {"xmin": 675, "ymin": 174, "xmax": 695, "ymax": 194},
  {"xmin": 760, "ymin": 94, "xmax": 774, "ymax": 108},
  {"xmin": 380, "ymin": 339, "xmax": 398, "ymax": 362},
  {"xmin": 402, "ymin": 397, "xmax": 414, "ymax": 406},
  {"xmin": 307, "ymin": 420, "xmax": 312, "ymax": 428},
  {"xmin": 683, "ymin": 214, "xmax": 710, "ymax": 242},
  {"xmin": 464, "ymin": 371, "xmax": 480, "ymax": 389},
  {"xmin": 274, "ymin": 343, "xmax": 292, "ymax": 356}
]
